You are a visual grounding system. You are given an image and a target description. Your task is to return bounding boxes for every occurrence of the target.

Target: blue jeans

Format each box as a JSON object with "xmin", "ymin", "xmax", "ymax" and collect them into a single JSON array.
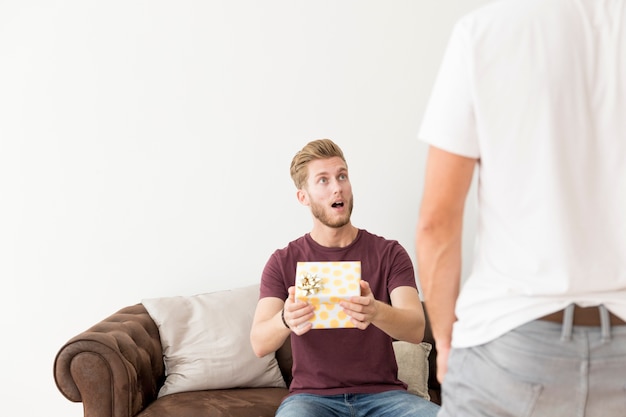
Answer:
[
  {"xmin": 439, "ymin": 317, "xmax": 626, "ymax": 417},
  {"xmin": 275, "ymin": 390, "xmax": 440, "ymax": 417}
]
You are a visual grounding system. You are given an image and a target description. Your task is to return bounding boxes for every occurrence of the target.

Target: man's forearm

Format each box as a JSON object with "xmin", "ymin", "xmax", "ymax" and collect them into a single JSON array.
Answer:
[
  {"xmin": 372, "ymin": 299, "xmax": 426, "ymax": 344},
  {"xmin": 250, "ymin": 297, "xmax": 291, "ymax": 358},
  {"xmin": 416, "ymin": 215, "xmax": 462, "ymax": 349},
  {"xmin": 416, "ymin": 146, "xmax": 475, "ymax": 348}
]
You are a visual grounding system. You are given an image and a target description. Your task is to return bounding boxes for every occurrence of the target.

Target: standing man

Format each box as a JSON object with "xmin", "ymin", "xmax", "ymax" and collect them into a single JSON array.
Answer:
[
  {"xmin": 251, "ymin": 139, "xmax": 439, "ymax": 417},
  {"xmin": 416, "ymin": 0, "xmax": 626, "ymax": 416}
]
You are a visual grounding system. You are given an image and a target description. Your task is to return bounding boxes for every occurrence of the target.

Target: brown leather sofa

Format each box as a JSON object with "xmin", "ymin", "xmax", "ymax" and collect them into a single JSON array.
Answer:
[{"xmin": 54, "ymin": 302, "xmax": 441, "ymax": 417}]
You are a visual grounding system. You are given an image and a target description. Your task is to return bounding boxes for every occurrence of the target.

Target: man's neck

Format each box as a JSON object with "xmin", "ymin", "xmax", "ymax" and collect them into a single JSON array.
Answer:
[{"xmin": 309, "ymin": 224, "xmax": 359, "ymax": 248}]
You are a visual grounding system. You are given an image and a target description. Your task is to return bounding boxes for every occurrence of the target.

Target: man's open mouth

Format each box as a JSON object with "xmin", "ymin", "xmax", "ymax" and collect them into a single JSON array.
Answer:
[{"xmin": 331, "ymin": 202, "xmax": 344, "ymax": 208}]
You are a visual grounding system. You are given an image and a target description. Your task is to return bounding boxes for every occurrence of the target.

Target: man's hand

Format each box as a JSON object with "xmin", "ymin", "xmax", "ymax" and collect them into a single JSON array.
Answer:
[
  {"xmin": 283, "ymin": 286, "xmax": 315, "ymax": 335},
  {"xmin": 340, "ymin": 280, "xmax": 379, "ymax": 330},
  {"xmin": 436, "ymin": 343, "xmax": 451, "ymax": 383}
]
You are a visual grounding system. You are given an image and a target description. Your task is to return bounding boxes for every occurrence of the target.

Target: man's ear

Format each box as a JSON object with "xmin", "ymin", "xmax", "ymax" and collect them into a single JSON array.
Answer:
[{"xmin": 296, "ymin": 189, "xmax": 309, "ymax": 206}]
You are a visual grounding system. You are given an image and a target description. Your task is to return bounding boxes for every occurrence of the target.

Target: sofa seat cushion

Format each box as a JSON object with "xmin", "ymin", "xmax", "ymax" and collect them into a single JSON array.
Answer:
[{"xmin": 136, "ymin": 388, "xmax": 289, "ymax": 417}]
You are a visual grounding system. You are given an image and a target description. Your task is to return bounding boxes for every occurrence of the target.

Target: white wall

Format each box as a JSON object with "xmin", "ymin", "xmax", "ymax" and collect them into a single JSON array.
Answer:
[{"xmin": 0, "ymin": 1, "xmax": 489, "ymax": 416}]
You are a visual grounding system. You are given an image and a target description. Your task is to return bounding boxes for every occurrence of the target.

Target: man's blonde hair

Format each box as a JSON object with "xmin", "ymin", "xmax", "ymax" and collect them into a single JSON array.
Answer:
[{"xmin": 290, "ymin": 139, "xmax": 347, "ymax": 189}]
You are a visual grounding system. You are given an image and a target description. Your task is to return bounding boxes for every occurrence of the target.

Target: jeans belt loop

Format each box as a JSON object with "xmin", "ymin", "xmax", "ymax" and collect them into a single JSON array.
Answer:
[
  {"xmin": 560, "ymin": 304, "xmax": 575, "ymax": 341},
  {"xmin": 599, "ymin": 305, "xmax": 611, "ymax": 342}
]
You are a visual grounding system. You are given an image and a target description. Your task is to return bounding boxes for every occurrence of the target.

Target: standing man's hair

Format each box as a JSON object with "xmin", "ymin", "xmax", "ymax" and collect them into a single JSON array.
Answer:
[{"xmin": 290, "ymin": 139, "xmax": 347, "ymax": 189}]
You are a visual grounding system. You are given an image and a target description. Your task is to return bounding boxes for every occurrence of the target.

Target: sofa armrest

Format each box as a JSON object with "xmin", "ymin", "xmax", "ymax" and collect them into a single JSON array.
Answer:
[{"xmin": 54, "ymin": 304, "xmax": 165, "ymax": 417}]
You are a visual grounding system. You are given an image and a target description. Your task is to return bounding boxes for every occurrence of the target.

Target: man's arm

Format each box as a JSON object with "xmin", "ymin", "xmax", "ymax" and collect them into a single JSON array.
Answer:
[
  {"xmin": 250, "ymin": 287, "xmax": 315, "ymax": 358},
  {"xmin": 340, "ymin": 282, "xmax": 426, "ymax": 344},
  {"xmin": 416, "ymin": 145, "xmax": 476, "ymax": 382}
]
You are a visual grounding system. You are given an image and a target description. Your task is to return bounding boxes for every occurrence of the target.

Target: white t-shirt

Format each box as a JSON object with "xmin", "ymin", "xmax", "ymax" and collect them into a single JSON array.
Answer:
[{"xmin": 419, "ymin": 0, "xmax": 626, "ymax": 347}]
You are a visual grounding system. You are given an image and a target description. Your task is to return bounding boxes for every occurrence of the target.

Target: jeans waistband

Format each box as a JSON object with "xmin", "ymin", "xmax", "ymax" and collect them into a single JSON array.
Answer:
[
  {"xmin": 539, "ymin": 305, "xmax": 625, "ymax": 326},
  {"xmin": 538, "ymin": 304, "xmax": 625, "ymax": 342}
]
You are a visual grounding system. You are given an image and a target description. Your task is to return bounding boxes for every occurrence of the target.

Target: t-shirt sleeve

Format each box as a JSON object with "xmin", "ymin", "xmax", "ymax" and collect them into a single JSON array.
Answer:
[
  {"xmin": 418, "ymin": 19, "xmax": 480, "ymax": 159},
  {"xmin": 387, "ymin": 242, "xmax": 418, "ymax": 294},
  {"xmin": 259, "ymin": 251, "xmax": 289, "ymax": 300}
]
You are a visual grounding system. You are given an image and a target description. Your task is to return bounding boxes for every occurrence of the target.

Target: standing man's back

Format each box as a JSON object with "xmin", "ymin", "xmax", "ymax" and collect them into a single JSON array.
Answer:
[{"xmin": 417, "ymin": 0, "xmax": 626, "ymax": 415}]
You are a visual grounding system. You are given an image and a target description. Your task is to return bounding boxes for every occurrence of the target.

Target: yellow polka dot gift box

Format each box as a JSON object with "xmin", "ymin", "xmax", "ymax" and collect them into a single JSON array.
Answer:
[{"xmin": 295, "ymin": 261, "xmax": 361, "ymax": 329}]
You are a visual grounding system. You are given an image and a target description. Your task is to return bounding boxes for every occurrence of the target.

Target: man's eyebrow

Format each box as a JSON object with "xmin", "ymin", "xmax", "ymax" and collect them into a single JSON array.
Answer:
[
  {"xmin": 314, "ymin": 168, "xmax": 347, "ymax": 177},
  {"xmin": 312, "ymin": 170, "xmax": 330, "ymax": 178}
]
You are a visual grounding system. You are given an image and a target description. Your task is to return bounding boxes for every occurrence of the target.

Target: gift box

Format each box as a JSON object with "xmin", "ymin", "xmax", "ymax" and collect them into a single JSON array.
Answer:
[{"xmin": 295, "ymin": 261, "xmax": 361, "ymax": 329}]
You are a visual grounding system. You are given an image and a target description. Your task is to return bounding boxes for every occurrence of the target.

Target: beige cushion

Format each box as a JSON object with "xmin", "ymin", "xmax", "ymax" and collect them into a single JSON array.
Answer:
[
  {"xmin": 393, "ymin": 341, "xmax": 431, "ymax": 401},
  {"xmin": 142, "ymin": 284, "xmax": 286, "ymax": 397}
]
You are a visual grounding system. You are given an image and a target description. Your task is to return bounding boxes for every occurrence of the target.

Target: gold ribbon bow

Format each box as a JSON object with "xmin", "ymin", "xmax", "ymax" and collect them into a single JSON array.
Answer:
[{"xmin": 297, "ymin": 273, "xmax": 324, "ymax": 296}]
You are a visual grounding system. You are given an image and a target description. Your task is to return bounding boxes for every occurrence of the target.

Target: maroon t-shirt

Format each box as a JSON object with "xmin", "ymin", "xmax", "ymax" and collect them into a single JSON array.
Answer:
[{"xmin": 259, "ymin": 229, "xmax": 417, "ymax": 396}]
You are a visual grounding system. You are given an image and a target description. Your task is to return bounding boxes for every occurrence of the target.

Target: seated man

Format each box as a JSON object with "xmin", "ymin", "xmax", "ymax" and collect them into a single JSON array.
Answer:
[{"xmin": 250, "ymin": 139, "xmax": 439, "ymax": 417}]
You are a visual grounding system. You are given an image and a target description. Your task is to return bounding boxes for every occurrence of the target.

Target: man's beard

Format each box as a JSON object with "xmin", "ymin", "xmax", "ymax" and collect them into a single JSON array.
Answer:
[{"xmin": 310, "ymin": 197, "xmax": 354, "ymax": 228}]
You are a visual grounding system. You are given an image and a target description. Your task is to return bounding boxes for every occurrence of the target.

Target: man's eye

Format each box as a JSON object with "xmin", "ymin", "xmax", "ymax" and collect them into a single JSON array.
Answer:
[
  {"xmin": 319, "ymin": 178, "xmax": 327, "ymax": 184},
  {"xmin": 339, "ymin": 174, "xmax": 347, "ymax": 180}
]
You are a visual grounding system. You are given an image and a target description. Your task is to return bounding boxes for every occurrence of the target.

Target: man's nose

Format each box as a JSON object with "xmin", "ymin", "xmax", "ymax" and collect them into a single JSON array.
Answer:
[{"xmin": 331, "ymin": 179, "xmax": 343, "ymax": 192}]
